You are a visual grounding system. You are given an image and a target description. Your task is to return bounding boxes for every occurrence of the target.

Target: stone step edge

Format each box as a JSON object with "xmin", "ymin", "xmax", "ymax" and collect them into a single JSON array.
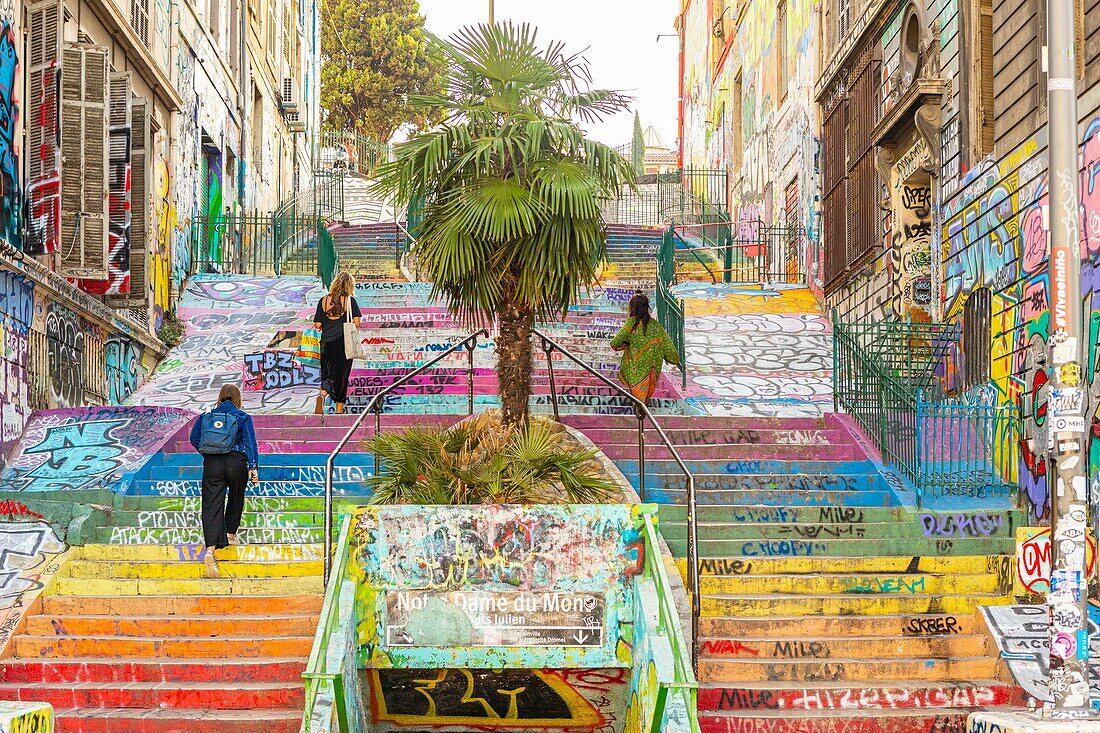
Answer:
[
  {"xmin": 50, "ymin": 707, "xmax": 303, "ymax": 719},
  {"xmin": 696, "ymin": 706, "xmax": 1021, "ymax": 719}
]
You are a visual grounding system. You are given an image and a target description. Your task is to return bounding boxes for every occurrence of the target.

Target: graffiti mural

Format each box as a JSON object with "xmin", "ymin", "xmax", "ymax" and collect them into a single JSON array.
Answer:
[
  {"xmin": 0, "ymin": 270, "xmax": 31, "ymax": 460},
  {"xmin": 0, "ymin": 20, "xmax": 19, "ymax": 250},
  {"xmin": 105, "ymin": 336, "xmax": 144, "ymax": 404},
  {"xmin": 352, "ymin": 504, "xmax": 645, "ymax": 669},
  {"xmin": 0, "ymin": 701, "xmax": 54, "ymax": 732},
  {"xmin": 0, "ymin": 521, "xmax": 66, "ymax": 653},
  {"xmin": 44, "ymin": 302, "xmax": 82, "ymax": 408},
  {"xmin": 0, "ymin": 407, "xmax": 193, "ymax": 493}
]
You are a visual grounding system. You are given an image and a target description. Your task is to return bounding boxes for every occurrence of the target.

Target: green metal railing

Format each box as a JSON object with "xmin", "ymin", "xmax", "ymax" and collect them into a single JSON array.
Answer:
[
  {"xmin": 656, "ymin": 229, "xmax": 687, "ymax": 388},
  {"xmin": 190, "ymin": 212, "xmax": 339, "ymax": 287},
  {"xmin": 302, "ymin": 514, "xmax": 356, "ymax": 729},
  {"xmin": 641, "ymin": 513, "xmax": 701, "ymax": 733},
  {"xmin": 317, "ymin": 131, "xmax": 390, "ymax": 176},
  {"xmin": 833, "ymin": 316, "xmax": 1018, "ymax": 506}
]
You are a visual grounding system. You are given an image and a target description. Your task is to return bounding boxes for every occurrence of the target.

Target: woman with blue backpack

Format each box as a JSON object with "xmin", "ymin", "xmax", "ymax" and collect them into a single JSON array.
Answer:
[{"xmin": 189, "ymin": 384, "xmax": 260, "ymax": 578}]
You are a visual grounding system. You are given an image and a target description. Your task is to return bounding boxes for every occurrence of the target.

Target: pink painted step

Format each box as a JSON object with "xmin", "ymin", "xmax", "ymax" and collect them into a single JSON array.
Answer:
[
  {"xmin": 0, "ymin": 658, "xmax": 306, "ymax": 684},
  {"xmin": 561, "ymin": 415, "xmax": 832, "ymax": 431},
  {"xmin": 600, "ymin": 442, "xmax": 866, "ymax": 461},
  {"xmin": 0, "ymin": 681, "xmax": 302, "ymax": 710},
  {"xmin": 51, "ymin": 707, "xmax": 302, "ymax": 733}
]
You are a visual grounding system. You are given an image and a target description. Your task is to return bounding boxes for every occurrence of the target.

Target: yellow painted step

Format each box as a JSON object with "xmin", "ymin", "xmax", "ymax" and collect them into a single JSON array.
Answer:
[
  {"xmin": 701, "ymin": 593, "xmax": 1011, "ymax": 617},
  {"xmin": 699, "ymin": 613, "xmax": 985, "ymax": 638},
  {"xmin": 679, "ymin": 555, "xmax": 1007, "ymax": 576},
  {"xmin": 700, "ymin": 573, "xmax": 1000, "ymax": 596},
  {"xmin": 64, "ymin": 560, "xmax": 322, "ymax": 580},
  {"xmin": 51, "ymin": 576, "xmax": 322, "ymax": 597},
  {"xmin": 77, "ymin": 544, "xmax": 323, "ymax": 562},
  {"xmin": 698, "ymin": 657, "xmax": 1002, "ymax": 683}
]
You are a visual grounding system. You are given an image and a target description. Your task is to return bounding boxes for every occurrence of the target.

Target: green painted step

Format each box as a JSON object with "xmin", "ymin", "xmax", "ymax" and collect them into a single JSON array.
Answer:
[
  {"xmin": 700, "ymin": 572, "xmax": 1003, "ymax": 596},
  {"xmin": 103, "ymin": 510, "xmax": 325, "ymax": 529},
  {"xmin": 658, "ymin": 521, "xmax": 1015, "ymax": 540},
  {"xmin": 95, "ymin": 526, "xmax": 324, "ymax": 544},
  {"xmin": 700, "ymin": 592, "xmax": 1011, "ymax": 617},
  {"xmin": 123, "ymin": 496, "xmax": 326, "ymax": 512},
  {"xmin": 663, "ymin": 537, "xmax": 1015, "ymax": 558}
]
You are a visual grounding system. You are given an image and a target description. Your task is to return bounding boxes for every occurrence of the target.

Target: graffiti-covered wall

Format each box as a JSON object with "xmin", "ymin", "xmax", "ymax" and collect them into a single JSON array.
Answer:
[
  {"xmin": 679, "ymin": 0, "xmax": 823, "ymax": 294},
  {"xmin": 0, "ymin": 265, "xmax": 167, "ymax": 464},
  {"xmin": 939, "ymin": 84, "xmax": 1100, "ymax": 522}
]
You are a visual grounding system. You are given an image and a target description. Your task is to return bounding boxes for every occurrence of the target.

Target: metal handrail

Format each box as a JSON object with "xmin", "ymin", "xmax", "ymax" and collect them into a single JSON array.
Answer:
[
  {"xmin": 302, "ymin": 514, "xmax": 352, "ymax": 723},
  {"xmin": 322, "ymin": 329, "xmax": 489, "ymax": 582},
  {"xmin": 531, "ymin": 327, "xmax": 700, "ymax": 671}
]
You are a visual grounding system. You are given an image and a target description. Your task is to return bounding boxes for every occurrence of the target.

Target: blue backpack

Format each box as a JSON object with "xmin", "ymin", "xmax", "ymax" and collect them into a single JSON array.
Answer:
[{"xmin": 197, "ymin": 411, "xmax": 242, "ymax": 455}]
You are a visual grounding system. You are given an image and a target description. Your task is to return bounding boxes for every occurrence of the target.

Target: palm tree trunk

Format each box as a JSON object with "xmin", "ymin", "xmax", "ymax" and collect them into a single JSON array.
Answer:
[{"xmin": 496, "ymin": 276, "xmax": 532, "ymax": 430}]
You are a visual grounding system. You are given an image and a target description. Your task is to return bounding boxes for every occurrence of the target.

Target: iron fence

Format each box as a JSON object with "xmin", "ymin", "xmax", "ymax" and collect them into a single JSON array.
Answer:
[
  {"xmin": 833, "ymin": 316, "xmax": 1018, "ymax": 507},
  {"xmin": 659, "ymin": 169, "xmax": 729, "ymax": 225},
  {"xmin": 657, "ymin": 230, "xmax": 687, "ymax": 388},
  {"xmin": 190, "ymin": 212, "xmax": 339, "ymax": 287},
  {"xmin": 316, "ymin": 131, "xmax": 390, "ymax": 176}
]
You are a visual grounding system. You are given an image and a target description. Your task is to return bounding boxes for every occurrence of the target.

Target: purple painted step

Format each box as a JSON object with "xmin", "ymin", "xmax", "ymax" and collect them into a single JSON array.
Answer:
[
  {"xmin": 561, "ymin": 415, "xmax": 831, "ymax": 431},
  {"xmin": 578, "ymin": 427, "xmax": 850, "ymax": 447}
]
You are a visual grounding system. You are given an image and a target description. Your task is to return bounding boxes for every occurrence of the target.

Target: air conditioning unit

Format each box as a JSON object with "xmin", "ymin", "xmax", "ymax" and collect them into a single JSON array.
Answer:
[{"xmin": 279, "ymin": 76, "xmax": 299, "ymax": 111}]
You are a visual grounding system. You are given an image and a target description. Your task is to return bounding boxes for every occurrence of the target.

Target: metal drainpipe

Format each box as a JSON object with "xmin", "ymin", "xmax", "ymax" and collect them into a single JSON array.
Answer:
[{"xmin": 237, "ymin": 0, "xmax": 247, "ymax": 209}]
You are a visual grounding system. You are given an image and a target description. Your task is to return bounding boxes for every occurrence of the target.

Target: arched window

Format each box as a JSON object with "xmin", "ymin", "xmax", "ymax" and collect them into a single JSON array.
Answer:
[{"xmin": 962, "ymin": 288, "xmax": 992, "ymax": 390}]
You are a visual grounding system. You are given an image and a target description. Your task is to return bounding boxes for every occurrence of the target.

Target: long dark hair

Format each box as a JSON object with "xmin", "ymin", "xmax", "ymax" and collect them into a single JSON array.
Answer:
[{"xmin": 629, "ymin": 292, "xmax": 652, "ymax": 332}]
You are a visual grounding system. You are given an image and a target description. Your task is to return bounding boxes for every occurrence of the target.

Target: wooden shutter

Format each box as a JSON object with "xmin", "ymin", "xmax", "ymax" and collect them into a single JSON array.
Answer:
[
  {"xmin": 26, "ymin": 0, "xmax": 62, "ymax": 255},
  {"xmin": 822, "ymin": 96, "xmax": 848, "ymax": 289},
  {"xmin": 104, "ymin": 71, "xmax": 132, "ymax": 295},
  {"xmin": 977, "ymin": 0, "xmax": 995, "ymax": 154},
  {"xmin": 125, "ymin": 98, "xmax": 151, "ymax": 301},
  {"xmin": 59, "ymin": 44, "xmax": 109, "ymax": 279},
  {"xmin": 130, "ymin": 0, "xmax": 150, "ymax": 46},
  {"xmin": 845, "ymin": 50, "xmax": 880, "ymax": 269}
]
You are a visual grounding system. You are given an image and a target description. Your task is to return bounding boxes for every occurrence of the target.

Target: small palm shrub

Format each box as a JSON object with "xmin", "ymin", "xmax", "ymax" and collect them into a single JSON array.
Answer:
[{"xmin": 367, "ymin": 413, "xmax": 618, "ymax": 505}]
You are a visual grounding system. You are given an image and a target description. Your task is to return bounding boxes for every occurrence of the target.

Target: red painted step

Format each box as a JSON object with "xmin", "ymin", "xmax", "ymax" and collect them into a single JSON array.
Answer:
[
  {"xmin": 696, "ymin": 682, "xmax": 1027, "ymax": 712},
  {"xmin": 0, "ymin": 681, "xmax": 303, "ymax": 710},
  {"xmin": 0, "ymin": 658, "xmax": 306, "ymax": 684}
]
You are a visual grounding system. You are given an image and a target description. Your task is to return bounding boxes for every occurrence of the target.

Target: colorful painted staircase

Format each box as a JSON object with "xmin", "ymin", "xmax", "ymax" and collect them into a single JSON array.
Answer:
[
  {"xmin": 565, "ymin": 412, "xmax": 1025, "ymax": 731},
  {"xmin": 331, "ymin": 223, "xmax": 405, "ymax": 281},
  {"xmin": 1, "ymin": 543, "xmax": 322, "ymax": 733}
]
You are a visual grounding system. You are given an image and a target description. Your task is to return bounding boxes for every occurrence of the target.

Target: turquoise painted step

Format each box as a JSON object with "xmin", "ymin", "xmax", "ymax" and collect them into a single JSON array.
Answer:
[
  {"xmin": 124, "ymin": 496, "xmax": 325, "ymax": 512},
  {"xmin": 637, "ymin": 473, "xmax": 888, "ymax": 492},
  {"xmin": 105, "ymin": 510, "xmax": 327, "ymax": 528},
  {"xmin": 643, "ymin": 488, "xmax": 893, "ymax": 507}
]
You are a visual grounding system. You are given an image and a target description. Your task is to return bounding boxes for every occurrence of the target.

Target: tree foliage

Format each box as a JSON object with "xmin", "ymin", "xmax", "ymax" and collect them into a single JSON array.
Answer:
[
  {"xmin": 320, "ymin": 0, "xmax": 444, "ymax": 140},
  {"xmin": 631, "ymin": 112, "xmax": 645, "ymax": 176},
  {"xmin": 367, "ymin": 413, "xmax": 618, "ymax": 504},
  {"xmin": 373, "ymin": 23, "xmax": 635, "ymax": 428}
]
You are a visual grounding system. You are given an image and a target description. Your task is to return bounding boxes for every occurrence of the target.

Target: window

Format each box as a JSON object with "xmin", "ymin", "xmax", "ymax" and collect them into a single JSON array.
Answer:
[
  {"xmin": 207, "ymin": 0, "xmax": 220, "ymax": 41},
  {"xmin": 27, "ymin": 0, "xmax": 63, "ymax": 255},
  {"xmin": 837, "ymin": 0, "xmax": 850, "ymax": 42},
  {"xmin": 229, "ymin": 0, "xmax": 240, "ymax": 74},
  {"xmin": 267, "ymin": 0, "xmax": 277, "ymax": 61},
  {"xmin": 59, "ymin": 43, "xmax": 109, "ymax": 279},
  {"xmin": 961, "ymin": 288, "xmax": 992, "ymax": 390},
  {"xmin": 130, "ymin": 0, "xmax": 150, "ymax": 46},
  {"xmin": 960, "ymin": 0, "xmax": 994, "ymax": 161},
  {"xmin": 251, "ymin": 86, "xmax": 263, "ymax": 177},
  {"xmin": 777, "ymin": 1, "xmax": 788, "ymax": 99},
  {"xmin": 732, "ymin": 73, "xmax": 743, "ymax": 172}
]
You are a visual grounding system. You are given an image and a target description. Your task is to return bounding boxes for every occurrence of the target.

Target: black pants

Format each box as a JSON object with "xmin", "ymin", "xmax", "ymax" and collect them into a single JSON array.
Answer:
[
  {"xmin": 201, "ymin": 452, "xmax": 247, "ymax": 549},
  {"xmin": 320, "ymin": 338, "xmax": 354, "ymax": 403}
]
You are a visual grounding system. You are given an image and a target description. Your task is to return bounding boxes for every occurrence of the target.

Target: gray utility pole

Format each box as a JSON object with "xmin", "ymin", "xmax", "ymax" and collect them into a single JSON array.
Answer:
[{"xmin": 1045, "ymin": 0, "xmax": 1090, "ymax": 711}]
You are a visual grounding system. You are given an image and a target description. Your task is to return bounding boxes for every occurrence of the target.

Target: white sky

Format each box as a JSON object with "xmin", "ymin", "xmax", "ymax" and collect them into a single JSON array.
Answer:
[{"xmin": 416, "ymin": 0, "xmax": 680, "ymax": 148}]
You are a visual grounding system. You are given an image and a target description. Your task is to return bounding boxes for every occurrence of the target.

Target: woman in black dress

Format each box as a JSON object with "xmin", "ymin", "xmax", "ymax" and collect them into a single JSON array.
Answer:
[{"xmin": 313, "ymin": 272, "xmax": 362, "ymax": 414}]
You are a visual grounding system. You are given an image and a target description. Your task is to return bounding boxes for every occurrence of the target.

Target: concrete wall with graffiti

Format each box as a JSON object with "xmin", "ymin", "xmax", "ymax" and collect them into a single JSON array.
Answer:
[
  {"xmin": 0, "ymin": 518, "xmax": 67, "ymax": 657},
  {"xmin": 678, "ymin": 0, "xmax": 823, "ymax": 294},
  {"xmin": 0, "ymin": 407, "xmax": 193, "ymax": 496},
  {"xmin": 0, "ymin": 265, "xmax": 167, "ymax": 465},
  {"xmin": 0, "ymin": 701, "xmax": 53, "ymax": 733},
  {"xmin": 939, "ymin": 84, "xmax": 1100, "ymax": 522}
]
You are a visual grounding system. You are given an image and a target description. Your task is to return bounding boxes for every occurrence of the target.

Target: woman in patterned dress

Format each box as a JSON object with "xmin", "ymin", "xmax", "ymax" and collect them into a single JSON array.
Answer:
[{"xmin": 610, "ymin": 292, "xmax": 680, "ymax": 404}]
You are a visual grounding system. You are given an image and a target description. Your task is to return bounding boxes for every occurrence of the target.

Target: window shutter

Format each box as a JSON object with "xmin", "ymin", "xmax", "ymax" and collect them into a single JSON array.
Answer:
[
  {"xmin": 978, "ymin": 0, "xmax": 995, "ymax": 154},
  {"xmin": 130, "ymin": 0, "xmax": 150, "ymax": 46},
  {"xmin": 122, "ymin": 97, "xmax": 151, "ymax": 303},
  {"xmin": 102, "ymin": 72, "xmax": 132, "ymax": 296},
  {"xmin": 26, "ymin": 0, "xmax": 63, "ymax": 255},
  {"xmin": 59, "ymin": 44, "xmax": 109, "ymax": 279}
]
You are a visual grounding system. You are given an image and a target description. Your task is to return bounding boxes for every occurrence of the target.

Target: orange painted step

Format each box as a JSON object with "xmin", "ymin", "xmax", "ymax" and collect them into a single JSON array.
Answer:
[
  {"xmin": 25, "ymin": 614, "xmax": 318, "ymax": 638},
  {"xmin": 52, "ymin": 707, "xmax": 303, "ymax": 733},
  {"xmin": 41, "ymin": 595, "xmax": 322, "ymax": 616},
  {"xmin": 12, "ymin": 634, "xmax": 313, "ymax": 659}
]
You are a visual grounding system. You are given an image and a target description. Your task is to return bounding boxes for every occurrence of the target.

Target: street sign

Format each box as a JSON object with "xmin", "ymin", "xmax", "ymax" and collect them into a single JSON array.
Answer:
[{"xmin": 385, "ymin": 590, "xmax": 605, "ymax": 648}]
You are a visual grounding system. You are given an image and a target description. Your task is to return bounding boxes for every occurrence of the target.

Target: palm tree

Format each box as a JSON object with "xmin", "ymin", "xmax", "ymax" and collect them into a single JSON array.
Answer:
[{"xmin": 374, "ymin": 22, "xmax": 635, "ymax": 429}]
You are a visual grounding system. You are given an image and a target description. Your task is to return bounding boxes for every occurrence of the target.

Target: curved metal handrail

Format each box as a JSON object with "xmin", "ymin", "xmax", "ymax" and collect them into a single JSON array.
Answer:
[
  {"xmin": 669, "ymin": 228, "xmax": 720, "ymax": 284},
  {"xmin": 322, "ymin": 329, "xmax": 489, "ymax": 581},
  {"xmin": 531, "ymin": 327, "xmax": 701, "ymax": 671}
]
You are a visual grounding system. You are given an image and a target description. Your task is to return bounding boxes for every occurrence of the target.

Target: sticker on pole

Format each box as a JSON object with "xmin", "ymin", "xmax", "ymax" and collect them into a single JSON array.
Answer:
[
  {"xmin": 1052, "ymin": 415, "xmax": 1087, "ymax": 434},
  {"xmin": 1049, "ymin": 388, "xmax": 1084, "ymax": 416}
]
